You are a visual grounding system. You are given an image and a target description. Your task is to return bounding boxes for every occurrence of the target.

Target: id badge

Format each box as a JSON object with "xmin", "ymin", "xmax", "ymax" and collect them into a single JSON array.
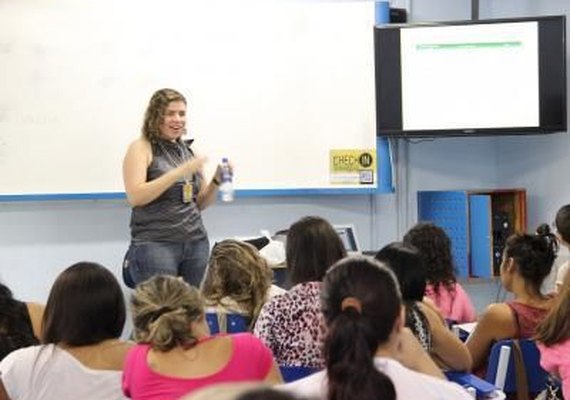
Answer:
[{"xmin": 182, "ymin": 182, "xmax": 193, "ymax": 203}]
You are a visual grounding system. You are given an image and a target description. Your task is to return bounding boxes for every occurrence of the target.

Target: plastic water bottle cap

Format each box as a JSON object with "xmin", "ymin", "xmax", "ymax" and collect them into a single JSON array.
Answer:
[{"xmin": 222, "ymin": 157, "xmax": 228, "ymax": 163}]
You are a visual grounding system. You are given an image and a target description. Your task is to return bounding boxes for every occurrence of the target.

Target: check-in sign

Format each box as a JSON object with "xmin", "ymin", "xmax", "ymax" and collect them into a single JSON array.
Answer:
[{"xmin": 330, "ymin": 149, "xmax": 376, "ymax": 185}]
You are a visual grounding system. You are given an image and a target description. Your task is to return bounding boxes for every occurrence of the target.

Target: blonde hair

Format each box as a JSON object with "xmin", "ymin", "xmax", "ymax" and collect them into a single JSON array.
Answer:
[
  {"xmin": 201, "ymin": 240, "xmax": 272, "ymax": 328},
  {"xmin": 131, "ymin": 275, "xmax": 203, "ymax": 351},
  {"xmin": 141, "ymin": 88, "xmax": 186, "ymax": 142}
]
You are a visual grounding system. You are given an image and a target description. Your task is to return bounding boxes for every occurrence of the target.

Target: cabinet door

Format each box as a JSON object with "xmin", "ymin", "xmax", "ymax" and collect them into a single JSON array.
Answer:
[
  {"xmin": 469, "ymin": 194, "xmax": 492, "ymax": 278},
  {"xmin": 417, "ymin": 190, "xmax": 469, "ymax": 278}
]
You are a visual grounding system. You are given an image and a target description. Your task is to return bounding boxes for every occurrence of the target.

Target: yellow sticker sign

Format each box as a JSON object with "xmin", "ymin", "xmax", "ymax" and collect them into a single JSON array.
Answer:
[{"xmin": 330, "ymin": 149, "xmax": 376, "ymax": 185}]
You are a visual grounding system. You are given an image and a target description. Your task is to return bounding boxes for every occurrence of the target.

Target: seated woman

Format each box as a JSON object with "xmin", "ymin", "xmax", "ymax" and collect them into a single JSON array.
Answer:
[
  {"xmin": 0, "ymin": 282, "xmax": 43, "ymax": 361},
  {"xmin": 536, "ymin": 270, "xmax": 570, "ymax": 399},
  {"xmin": 281, "ymin": 256, "xmax": 473, "ymax": 400},
  {"xmin": 376, "ymin": 242, "xmax": 472, "ymax": 371},
  {"xmin": 403, "ymin": 222, "xmax": 476, "ymax": 324},
  {"xmin": 123, "ymin": 275, "xmax": 282, "ymax": 399},
  {"xmin": 0, "ymin": 262, "xmax": 132, "ymax": 400},
  {"xmin": 201, "ymin": 239, "xmax": 274, "ymax": 331},
  {"xmin": 553, "ymin": 204, "xmax": 570, "ymax": 293},
  {"xmin": 467, "ymin": 225, "xmax": 557, "ymax": 373},
  {"xmin": 253, "ymin": 216, "xmax": 346, "ymax": 369}
]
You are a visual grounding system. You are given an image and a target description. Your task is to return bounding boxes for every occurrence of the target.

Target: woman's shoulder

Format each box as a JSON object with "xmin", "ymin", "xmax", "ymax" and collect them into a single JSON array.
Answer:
[{"xmin": 128, "ymin": 137, "xmax": 152, "ymax": 152}]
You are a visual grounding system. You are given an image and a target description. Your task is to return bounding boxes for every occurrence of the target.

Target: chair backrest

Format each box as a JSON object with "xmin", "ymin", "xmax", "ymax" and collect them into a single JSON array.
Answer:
[
  {"xmin": 279, "ymin": 366, "xmax": 320, "ymax": 383},
  {"xmin": 485, "ymin": 339, "xmax": 548, "ymax": 395},
  {"xmin": 205, "ymin": 312, "xmax": 249, "ymax": 335}
]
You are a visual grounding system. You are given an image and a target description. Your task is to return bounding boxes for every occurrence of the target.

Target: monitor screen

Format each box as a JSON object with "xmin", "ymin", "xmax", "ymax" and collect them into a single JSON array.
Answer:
[
  {"xmin": 334, "ymin": 224, "xmax": 361, "ymax": 254},
  {"xmin": 374, "ymin": 16, "xmax": 566, "ymax": 137}
]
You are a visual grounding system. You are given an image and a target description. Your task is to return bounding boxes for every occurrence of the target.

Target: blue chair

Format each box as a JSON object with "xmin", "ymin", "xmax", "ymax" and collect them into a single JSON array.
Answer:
[
  {"xmin": 485, "ymin": 339, "xmax": 548, "ymax": 398},
  {"xmin": 445, "ymin": 371, "xmax": 497, "ymax": 398},
  {"xmin": 205, "ymin": 312, "xmax": 249, "ymax": 334},
  {"xmin": 279, "ymin": 366, "xmax": 320, "ymax": 383}
]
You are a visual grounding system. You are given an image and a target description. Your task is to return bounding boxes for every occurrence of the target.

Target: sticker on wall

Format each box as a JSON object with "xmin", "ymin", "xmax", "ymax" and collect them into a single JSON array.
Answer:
[{"xmin": 330, "ymin": 149, "xmax": 376, "ymax": 185}]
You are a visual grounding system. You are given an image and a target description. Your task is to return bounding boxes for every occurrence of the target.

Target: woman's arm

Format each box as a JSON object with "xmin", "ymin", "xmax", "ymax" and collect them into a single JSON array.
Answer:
[
  {"xmin": 25, "ymin": 302, "xmax": 45, "ymax": 340},
  {"xmin": 419, "ymin": 302, "xmax": 472, "ymax": 371},
  {"xmin": 395, "ymin": 327, "xmax": 446, "ymax": 379},
  {"xmin": 195, "ymin": 166, "xmax": 221, "ymax": 210},
  {"xmin": 0, "ymin": 380, "xmax": 10, "ymax": 400},
  {"xmin": 264, "ymin": 361, "xmax": 284, "ymax": 385},
  {"xmin": 123, "ymin": 139, "xmax": 206, "ymax": 207},
  {"xmin": 465, "ymin": 303, "xmax": 516, "ymax": 371}
]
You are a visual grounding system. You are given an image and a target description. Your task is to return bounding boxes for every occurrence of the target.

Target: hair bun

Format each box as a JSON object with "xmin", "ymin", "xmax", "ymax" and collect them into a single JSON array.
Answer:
[{"xmin": 536, "ymin": 223, "xmax": 551, "ymax": 236}]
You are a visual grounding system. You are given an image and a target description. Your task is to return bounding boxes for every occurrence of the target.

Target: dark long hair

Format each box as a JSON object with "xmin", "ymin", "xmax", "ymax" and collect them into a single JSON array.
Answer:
[
  {"xmin": 42, "ymin": 262, "xmax": 126, "ymax": 346},
  {"xmin": 286, "ymin": 216, "xmax": 346, "ymax": 285},
  {"xmin": 403, "ymin": 222, "xmax": 456, "ymax": 294},
  {"xmin": 375, "ymin": 242, "xmax": 427, "ymax": 302},
  {"xmin": 321, "ymin": 256, "xmax": 401, "ymax": 400}
]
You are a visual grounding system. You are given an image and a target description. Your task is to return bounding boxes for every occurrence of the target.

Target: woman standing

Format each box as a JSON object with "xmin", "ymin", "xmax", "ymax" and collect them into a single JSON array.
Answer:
[{"xmin": 123, "ymin": 88, "xmax": 225, "ymax": 287}]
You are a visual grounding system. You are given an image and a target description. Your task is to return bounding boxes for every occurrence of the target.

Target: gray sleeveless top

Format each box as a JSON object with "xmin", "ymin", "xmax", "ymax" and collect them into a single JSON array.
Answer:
[{"xmin": 130, "ymin": 139, "xmax": 207, "ymax": 242}]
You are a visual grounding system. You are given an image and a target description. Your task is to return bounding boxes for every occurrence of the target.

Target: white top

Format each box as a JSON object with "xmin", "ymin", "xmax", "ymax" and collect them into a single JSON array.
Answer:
[
  {"xmin": 556, "ymin": 260, "xmax": 569, "ymax": 291},
  {"xmin": 280, "ymin": 357, "xmax": 473, "ymax": 400},
  {"xmin": 0, "ymin": 344, "xmax": 125, "ymax": 400}
]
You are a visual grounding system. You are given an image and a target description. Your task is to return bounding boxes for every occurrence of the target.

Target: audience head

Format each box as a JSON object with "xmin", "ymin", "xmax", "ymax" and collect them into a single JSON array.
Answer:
[
  {"xmin": 375, "ymin": 242, "xmax": 427, "ymax": 302},
  {"xmin": 42, "ymin": 262, "xmax": 125, "ymax": 346},
  {"xmin": 286, "ymin": 216, "xmax": 347, "ymax": 285},
  {"xmin": 237, "ymin": 388, "xmax": 300, "ymax": 400},
  {"xmin": 321, "ymin": 256, "xmax": 402, "ymax": 400},
  {"xmin": 0, "ymin": 282, "xmax": 13, "ymax": 302},
  {"xmin": 554, "ymin": 204, "xmax": 570, "ymax": 245},
  {"xmin": 183, "ymin": 383, "xmax": 302, "ymax": 400},
  {"xmin": 501, "ymin": 224, "xmax": 558, "ymax": 295},
  {"xmin": 131, "ymin": 275, "xmax": 204, "ymax": 352},
  {"xmin": 142, "ymin": 88, "xmax": 186, "ymax": 141},
  {"xmin": 403, "ymin": 222, "xmax": 456, "ymax": 293},
  {"xmin": 202, "ymin": 239, "xmax": 272, "ymax": 325}
]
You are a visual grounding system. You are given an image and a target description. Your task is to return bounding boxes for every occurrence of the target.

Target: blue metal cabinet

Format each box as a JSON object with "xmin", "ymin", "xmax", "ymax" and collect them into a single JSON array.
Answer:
[{"xmin": 417, "ymin": 189, "xmax": 526, "ymax": 278}]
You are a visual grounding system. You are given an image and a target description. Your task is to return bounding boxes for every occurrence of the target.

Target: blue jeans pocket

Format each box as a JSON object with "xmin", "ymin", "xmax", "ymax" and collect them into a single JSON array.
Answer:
[{"xmin": 122, "ymin": 247, "xmax": 137, "ymax": 289}]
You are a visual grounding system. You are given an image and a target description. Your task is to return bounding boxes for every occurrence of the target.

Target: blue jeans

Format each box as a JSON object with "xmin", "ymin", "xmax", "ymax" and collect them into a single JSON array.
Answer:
[{"xmin": 123, "ymin": 237, "xmax": 210, "ymax": 288}]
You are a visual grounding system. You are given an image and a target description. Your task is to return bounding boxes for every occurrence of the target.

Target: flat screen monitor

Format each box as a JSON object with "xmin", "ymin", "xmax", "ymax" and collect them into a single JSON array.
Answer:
[
  {"xmin": 334, "ymin": 224, "xmax": 361, "ymax": 254},
  {"xmin": 374, "ymin": 16, "xmax": 566, "ymax": 137}
]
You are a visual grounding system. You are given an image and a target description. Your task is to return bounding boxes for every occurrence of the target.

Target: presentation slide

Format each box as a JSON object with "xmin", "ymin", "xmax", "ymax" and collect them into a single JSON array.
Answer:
[{"xmin": 400, "ymin": 22, "xmax": 539, "ymax": 130}]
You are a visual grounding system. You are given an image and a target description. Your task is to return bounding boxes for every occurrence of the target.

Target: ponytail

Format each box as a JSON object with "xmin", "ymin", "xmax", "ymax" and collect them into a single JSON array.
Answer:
[
  {"xmin": 535, "ymin": 223, "xmax": 559, "ymax": 266},
  {"xmin": 325, "ymin": 307, "xmax": 396, "ymax": 400}
]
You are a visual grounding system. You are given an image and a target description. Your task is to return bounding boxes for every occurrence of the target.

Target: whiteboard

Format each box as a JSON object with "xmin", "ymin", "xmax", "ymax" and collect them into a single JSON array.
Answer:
[{"xmin": 0, "ymin": 0, "xmax": 378, "ymax": 198}]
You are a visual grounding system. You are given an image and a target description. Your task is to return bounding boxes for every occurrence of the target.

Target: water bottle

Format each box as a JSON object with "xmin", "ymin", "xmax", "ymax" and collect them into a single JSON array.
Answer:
[{"xmin": 220, "ymin": 157, "xmax": 234, "ymax": 202}]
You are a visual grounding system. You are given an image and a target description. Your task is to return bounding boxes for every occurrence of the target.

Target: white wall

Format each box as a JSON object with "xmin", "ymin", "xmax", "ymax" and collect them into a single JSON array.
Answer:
[{"xmin": 0, "ymin": 194, "xmax": 399, "ymax": 302}]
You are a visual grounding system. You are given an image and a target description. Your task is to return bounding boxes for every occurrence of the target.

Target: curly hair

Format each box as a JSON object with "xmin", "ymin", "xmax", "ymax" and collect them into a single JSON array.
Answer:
[
  {"xmin": 141, "ymin": 88, "xmax": 186, "ymax": 142},
  {"xmin": 131, "ymin": 275, "xmax": 204, "ymax": 352},
  {"xmin": 201, "ymin": 240, "xmax": 273, "ymax": 328},
  {"xmin": 403, "ymin": 222, "xmax": 456, "ymax": 294}
]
